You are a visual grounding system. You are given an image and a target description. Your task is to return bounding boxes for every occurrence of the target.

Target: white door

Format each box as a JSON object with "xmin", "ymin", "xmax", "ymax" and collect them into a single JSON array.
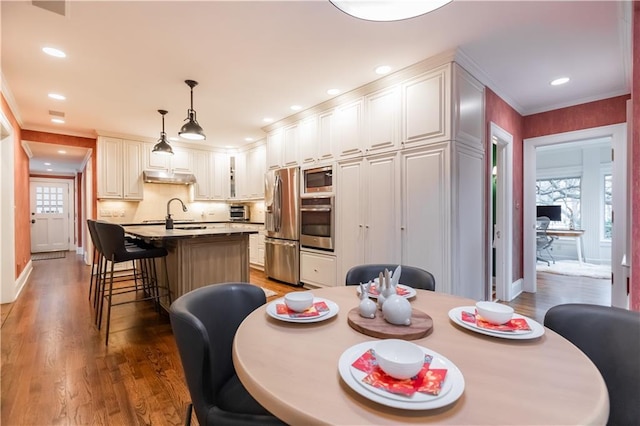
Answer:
[
  {"xmin": 336, "ymin": 159, "xmax": 366, "ymax": 282},
  {"xmin": 30, "ymin": 180, "xmax": 70, "ymax": 252}
]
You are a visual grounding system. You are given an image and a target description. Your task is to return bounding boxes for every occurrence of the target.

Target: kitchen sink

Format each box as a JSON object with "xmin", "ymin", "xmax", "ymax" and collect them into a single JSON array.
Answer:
[{"xmin": 175, "ymin": 226, "xmax": 207, "ymax": 230}]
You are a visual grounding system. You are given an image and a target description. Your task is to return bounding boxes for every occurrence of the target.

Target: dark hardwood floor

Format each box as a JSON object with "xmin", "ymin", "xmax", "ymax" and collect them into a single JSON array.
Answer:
[{"xmin": 0, "ymin": 253, "xmax": 610, "ymax": 425}]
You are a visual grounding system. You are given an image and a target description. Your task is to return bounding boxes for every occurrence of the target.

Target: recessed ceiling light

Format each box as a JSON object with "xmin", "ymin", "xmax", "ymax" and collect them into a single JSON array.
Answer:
[
  {"xmin": 51, "ymin": 118, "xmax": 65, "ymax": 124},
  {"xmin": 290, "ymin": 105, "xmax": 302, "ymax": 111},
  {"xmin": 375, "ymin": 65, "xmax": 391, "ymax": 75},
  {"xmin": 550, "ymin": 77, "xmax": 570, "ymax": 86},
  {"xmin": 327, "ymin": 88, "xmax": 341, "ymax": 96},
  {"xmin": 244, "ymin": 137, "xmax": 254, "ymax": 142},
  {"xmin": 57, "ymin": 150, "xmax": 67, "ymax": 154},
  {"xmin": 263, "ymin": 117, "xmax": 274, "ymax": 123},
  {"xmin": 42, "ymin": 47, "xmax": 66, "ymax": 58},
  {"xmin": 46, "ymin": 169, "xmax": 53, "ymax": 172},
  {"xmin": 44, "ymin": 162, "xmax": 52, "ymax": 166},
  {"xmin": 48, "ymin": 93, "xmax": 66, "ymax": 100}
]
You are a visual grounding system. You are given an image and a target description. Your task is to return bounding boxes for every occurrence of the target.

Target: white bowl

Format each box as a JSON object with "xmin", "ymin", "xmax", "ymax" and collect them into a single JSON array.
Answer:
[
  {"xmin": 284, "ymin": 291, "xmax": 314, "ymax": 312},
  {"xmin": 475, "ymin": 301, "xmax": 514, "ymax": 325},
  {"xmin": 374, "ymin": 339, "xmax": 424, "ymax": 380}
]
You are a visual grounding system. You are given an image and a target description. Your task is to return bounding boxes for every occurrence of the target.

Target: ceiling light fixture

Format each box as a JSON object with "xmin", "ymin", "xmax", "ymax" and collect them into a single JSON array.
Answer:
[
  {"xmin": 375, "ymin": 65, "xmax": 392, "ymax": 75},
  {"xmin": 263, "ymin": 117, "xmax": 274, "ymax": 123},
  {"xmin": 51, "ymin": 118, "xmax": 65, "ymax": 124},
  {"xmin": 153, "ymin": 110, "xmax": 174, "ymax": 155},
  {"xmin": 290, "ymin": 105, "xmax": 302, "ymax": 111},
  {"xmin": 48, "ymin": 93, "xmax": 66, "ymax": 100},
  {"xmin": 42, "ymin": 47, "xmax": 66, "ymax": 58},
  {"xmin": 550, "ymin": 77, "xmax": 570, "ymax": 86},
  {"xmin": 329, "ymin": 0, "xmax": 452, "ymax": 22},
  {"xmin": 327, "ymin": 88, "xmax": 341, "ymax": 96},
  {"xmin": 178, "ymin": 80, "xmax": 206, "ymax": 140}
]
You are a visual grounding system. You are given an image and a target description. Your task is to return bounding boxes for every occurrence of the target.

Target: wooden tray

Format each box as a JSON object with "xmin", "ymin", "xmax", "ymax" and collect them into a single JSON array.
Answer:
[{"xmin": 347, "ymin": 307, "xmax": 433, "ymax": 340}]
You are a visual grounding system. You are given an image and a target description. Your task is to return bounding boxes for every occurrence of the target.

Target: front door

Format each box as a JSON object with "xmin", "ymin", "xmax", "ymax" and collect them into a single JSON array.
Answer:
[{"xmin": 30, "ymin": 180, "xmax": 70, "ymax": 253}]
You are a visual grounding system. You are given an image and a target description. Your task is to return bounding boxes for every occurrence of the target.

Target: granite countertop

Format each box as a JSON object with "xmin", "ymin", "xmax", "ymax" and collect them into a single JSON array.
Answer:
[
  {"xmin": 121, "ymin": 220, "xmax": 265, "ymax": 226},
  {"xmin": 123, "ymin": 224, "xmax": 260, "ymax": 240}
]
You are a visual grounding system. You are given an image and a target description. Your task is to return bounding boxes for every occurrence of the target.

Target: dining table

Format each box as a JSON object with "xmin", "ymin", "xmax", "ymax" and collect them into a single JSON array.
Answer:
[{"xmin": 233, "ymin": 286, "xmax": 609, "ymax": 425}]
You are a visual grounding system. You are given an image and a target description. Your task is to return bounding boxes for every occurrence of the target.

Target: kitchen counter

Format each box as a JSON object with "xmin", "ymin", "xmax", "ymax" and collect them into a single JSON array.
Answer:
[{"xmin": 123, "ymin": 224, "xmax": 259, "ymax": 306}]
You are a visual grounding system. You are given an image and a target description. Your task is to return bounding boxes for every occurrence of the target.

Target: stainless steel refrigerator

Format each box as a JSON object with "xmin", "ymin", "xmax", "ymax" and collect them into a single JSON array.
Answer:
[{"xmin": 264, "ymin": 166, "xmax": 300, "ymax": 285}]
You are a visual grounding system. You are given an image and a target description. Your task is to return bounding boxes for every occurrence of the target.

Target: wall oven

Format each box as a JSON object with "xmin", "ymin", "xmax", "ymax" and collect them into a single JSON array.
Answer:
[
  {"xmin": 300, "ymin": 196, "xmax": 334, "ymax": 251},
  {"xmin": 303, "ymin": 165, "xmax": 333, "ymax": 194}
]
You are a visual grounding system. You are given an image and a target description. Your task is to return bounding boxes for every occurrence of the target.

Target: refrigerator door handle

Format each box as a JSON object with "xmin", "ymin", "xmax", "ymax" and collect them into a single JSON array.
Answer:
[{"xmin": 274, "ymin": 175, "xmax": 282, "ymax": 233}]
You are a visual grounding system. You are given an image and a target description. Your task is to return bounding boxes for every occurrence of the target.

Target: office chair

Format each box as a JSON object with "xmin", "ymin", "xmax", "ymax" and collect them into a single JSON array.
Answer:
[
  {"xmin": 544, "ymin": 303, "xmax": 640, "ymax": 426},
  {"xmin": 169, "ymin": 283, "xmax": 284, "ymax": 426},
  {"xmin": 345, "ymin": 264, "xmax": 435, "ymax": 291},
  {"xmin": 536, "ymin": 216, "xmax": 556, "ymax": 266}
]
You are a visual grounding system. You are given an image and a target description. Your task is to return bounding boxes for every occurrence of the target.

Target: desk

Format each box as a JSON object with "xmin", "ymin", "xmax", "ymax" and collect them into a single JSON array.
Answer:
[
  {"xmin": 546, "ymin": 229, "xmax": 586, "ymax": 264},
  {"xmin": 233, "ymin": 287, "xmax": 608, "ymax": 425}
]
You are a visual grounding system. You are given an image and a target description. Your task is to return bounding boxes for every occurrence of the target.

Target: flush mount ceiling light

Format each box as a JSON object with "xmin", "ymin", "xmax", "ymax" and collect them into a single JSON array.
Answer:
[
  {"xmin": 178, "ymin": 80, "xmax": 206, "ymax": 140},
  {"xmin": 42, "ymin": 46, "xmax": 66, "ymax": 57},
  {"xmin": 550, "ymin": 77, "xmax": 570, "ymax": 86},
  {"xmin": 153, "ymin": 109, "xmax": 174, "ymax": 155},
  {"xmin": 330, "ymin": 0, "xmax": 452, "ymax": 22}
]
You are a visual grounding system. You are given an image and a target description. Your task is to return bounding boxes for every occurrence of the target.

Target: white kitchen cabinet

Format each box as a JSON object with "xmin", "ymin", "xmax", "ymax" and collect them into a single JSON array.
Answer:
[
  {"xmin": 233, "ymin": 152, "xmax": 248, "ymax": 199},
  {"xmin": 144, "ymin": 143, "xmax": 194, "ymax": 174},
  {"xmin": 317, "ymin": 109, "xmax": 336, "ymax": 162},
  {"xmin": 401, "ymin": 64, "xmax": 450, "ymax": 148},
  {"xmin": 250, "ymin": 230, "xmax": 266, "ymax": 268},
  {"xmin": 300, "ymin": 250, "xmax": 337, "ymax": 288},
  {"xmin": 365, "ymin": 85, "xmax": 400, "ymax": 154},
  {"xmin": 336, "ymin": 152, "xmax": 400, "ymax": 283},
  {"xmin": 212, "ymin": 152, "xmax": 229, "ymax": 200},
  {"xmin": 283, "ymin": 124, "xmax": 299, "ymax": 167},
  {"xmin": 266, "ymin": 129, "xmax": 283, "ymax": 170},
  {"xmin": 233, "ymin": 144, "xmax": 265, "ymax": 200},
  {"xmin": 192, "ymin": 150, "xmax": 229, "ymax": 201},
  {"xmin": 97, "ymin": 137, "xmax": 143, "ymax": 200},
  {"xmin": 299, "ymin": 116, "xmax": 318, "ymax": 165},
  {"xmin": 335, "ymin": 98, "xmax": 364, "ymax": 159}
]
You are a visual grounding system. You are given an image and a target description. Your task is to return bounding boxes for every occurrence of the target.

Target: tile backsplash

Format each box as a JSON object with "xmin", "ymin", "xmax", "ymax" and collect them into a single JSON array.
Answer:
[{"xmin": 97, "ymin": 183, "xmax": 265, "ymax": 223}]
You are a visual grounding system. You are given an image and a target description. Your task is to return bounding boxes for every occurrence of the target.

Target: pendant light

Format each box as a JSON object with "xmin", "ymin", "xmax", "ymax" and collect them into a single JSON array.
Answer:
[
  {"xmin": 329, "ymin": 0, "xmax": 452, "ymax": 22},
  {"xmin": 179, "ymin": 79, "xmax": 206, "ymax": 140},
  {"xmin": 152, "ymin": 109, "xmax": 174, "ymax": 155}
]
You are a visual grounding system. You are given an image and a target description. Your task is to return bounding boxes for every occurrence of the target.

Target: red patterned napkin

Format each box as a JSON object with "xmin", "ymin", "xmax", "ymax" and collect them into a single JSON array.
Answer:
[
  {"xmin": 276, "ymin": 301, "xmax": 329, "ymax": 318},
  {"xmin": 461, "ymin": 310, "xmax": 531, "ymax": 332},
  {"xmin": 351, "ymin": 349, "xmax": 448, "ymax": 397},
  {"xmin": 366, "ymin": 284, "xmax": 410, "ymax": 297}
]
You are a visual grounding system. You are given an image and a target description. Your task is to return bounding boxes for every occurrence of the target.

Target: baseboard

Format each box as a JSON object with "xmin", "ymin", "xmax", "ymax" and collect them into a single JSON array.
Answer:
[
  {"xmin": 14, "ymin": 260, "xmax": 33, "ymax": 301},
  {"xmin": 511, "ymin": 278, "xmax": 523, "ymax": 299}
]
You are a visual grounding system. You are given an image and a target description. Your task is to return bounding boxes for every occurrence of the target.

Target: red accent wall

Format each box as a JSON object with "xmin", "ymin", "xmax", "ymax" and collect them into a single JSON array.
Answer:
[
  {"xmin": 485, "ymin": 88, "xmax": 525, "ymax": 282},
  {"xmin": 1, "ymin": 95, "xmax": 29, "ymax": 279},
  {"xmin": 631, "ymin": 0, "xmax": 639, "ymax": 311},
  {"xmin": 523, "ymin": 95, "xmax": 629, "ymax": 139},
  {"xmin": 21, "ymin": 130, "xmax": 97, "ymax": 253}
]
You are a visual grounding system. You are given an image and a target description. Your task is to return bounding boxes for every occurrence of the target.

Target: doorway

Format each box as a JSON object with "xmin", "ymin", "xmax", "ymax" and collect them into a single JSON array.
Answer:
[
  {"xmin": 523, "ymin": 124, "xmax": 628, "ymax": 308},
  {"xmin": 489, "ymin": 123, "xmax": 514, "ymax": 302},
  {"xmin": 29, "ymin": 178, "xmax": 74, "ymax": 253}
]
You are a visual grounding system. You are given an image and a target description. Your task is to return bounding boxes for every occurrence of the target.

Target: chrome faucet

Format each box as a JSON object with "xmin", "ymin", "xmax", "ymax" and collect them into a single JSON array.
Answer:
[{"xmin": 166, "ymin": 198, "xmax": 188, "ymax": 229}]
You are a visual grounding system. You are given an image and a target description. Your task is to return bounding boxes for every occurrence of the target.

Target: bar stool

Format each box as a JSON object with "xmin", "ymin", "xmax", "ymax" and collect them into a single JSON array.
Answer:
[{"xmin": 93, "ymin": 221, "xmax": 171, "ymax": 345}]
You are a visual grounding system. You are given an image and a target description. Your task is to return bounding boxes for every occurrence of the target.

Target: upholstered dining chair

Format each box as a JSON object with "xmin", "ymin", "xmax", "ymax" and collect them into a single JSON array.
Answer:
[
  {"xmin": 345, "ymin": 264, "xmax": 435, "ymax": 291},
  {"xmin": 544, "ymin": 303, "xmax": 640, "ymax": 426},
  {"xmin": 169, "ymin": 283, "xmax": 284, "ymax": 426}
]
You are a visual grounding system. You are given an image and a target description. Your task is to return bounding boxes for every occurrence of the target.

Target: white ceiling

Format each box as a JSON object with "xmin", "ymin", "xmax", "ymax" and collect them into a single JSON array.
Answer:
[{"xmin": 1, "ymin": 0, "xmax": 631, "ymax": 174}]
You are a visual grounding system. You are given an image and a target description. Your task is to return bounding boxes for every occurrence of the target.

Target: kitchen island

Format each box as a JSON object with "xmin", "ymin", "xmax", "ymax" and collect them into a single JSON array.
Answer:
[{"xmin": 123, "ymin": 224, "xmax": 259, "ymax": 307}]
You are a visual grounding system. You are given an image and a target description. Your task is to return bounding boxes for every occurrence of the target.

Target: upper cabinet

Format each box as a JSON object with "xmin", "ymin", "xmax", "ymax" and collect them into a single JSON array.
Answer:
[
  {"xmin": 97, "ymin": 136, "xmax": 143, "ymax": 200},
  {"xmin": 335, "ymin": 98, "xmax": 364, "ymax": 159},
  {"xmin": 143, "ymin": 143, "xmax": 194, "ymax": 174},
  {"xmin": 364, "ymin": 85, "xmax": 400, "ymax": 155},
  {"xmin": 266, "ymin": 129, "xmax": 283, "ymax": 170},
  {"xmin": 232, "ymin": 143, "xmax": 266, "ymax": 200},
  {"xmin": 282, "ymin": 124, "xmax": 299, "ymax": 167},
  {"xmin": 299, "ymin": 115, "xmax": 318, "ymax": 165},
  {"xmin": 401, "ymin": 64, "xmax": 450, "ymax": 148}
]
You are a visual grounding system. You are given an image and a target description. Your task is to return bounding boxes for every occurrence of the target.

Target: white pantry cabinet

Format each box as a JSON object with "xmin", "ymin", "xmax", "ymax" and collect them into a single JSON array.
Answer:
[
  {"xmin": 300, "ymin": 250, "xmax": 337, "ymax": 288},
  {"xmin": 97, "ymin": 137, "xmax": 143, "ymax": 200},
  {"xmin": 336, "ymin": 152, "xmax": 401, "ymax": 283}
]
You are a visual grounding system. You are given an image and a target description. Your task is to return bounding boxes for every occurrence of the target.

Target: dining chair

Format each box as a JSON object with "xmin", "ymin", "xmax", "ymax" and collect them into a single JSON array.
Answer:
[
  {"xmin": 544, "ymin": 303, "xmax": 640, "ymax": 426},
  {"xmin": 345, "ymin": 264, "xmax": 435, "ymax": 291},
  {"xmin": 169, "ymin": 283, "xmax": 284, "ymax": 426}
]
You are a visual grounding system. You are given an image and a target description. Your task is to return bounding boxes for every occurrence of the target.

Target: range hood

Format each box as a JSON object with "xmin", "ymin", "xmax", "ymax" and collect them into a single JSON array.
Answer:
[{"xmin": 143, "ymin": 170, "xmax": 196, "ymax": 185}]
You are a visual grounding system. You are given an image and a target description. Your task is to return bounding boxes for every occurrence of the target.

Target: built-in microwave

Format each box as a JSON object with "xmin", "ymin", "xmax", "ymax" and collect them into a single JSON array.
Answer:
[{"xmin": 303, "ymin": 165, "xmax": 333, "ymax": 194}]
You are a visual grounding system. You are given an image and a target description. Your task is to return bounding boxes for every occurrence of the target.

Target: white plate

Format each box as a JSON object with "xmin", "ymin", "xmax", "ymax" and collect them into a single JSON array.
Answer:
[
  {"xmin": 338, "ymin": 341, "xmax": 465, "ymax": 410},
  {"xmin": 448, "ymin": 306, "xmax": 545, "ymax": 340},
  {"xmin": 266, "ymin": 297, "xmax": 339, "ymax": 323},
  {"xmin": 356, "ymin": 283, "xmax": 417, "ymax": 300}
]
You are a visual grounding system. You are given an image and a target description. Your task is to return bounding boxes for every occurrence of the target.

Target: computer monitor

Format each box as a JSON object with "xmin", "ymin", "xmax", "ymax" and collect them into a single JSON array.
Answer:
[{"xmin": 536, "ymin": 205, "xmax": 561, "ymax": 221}]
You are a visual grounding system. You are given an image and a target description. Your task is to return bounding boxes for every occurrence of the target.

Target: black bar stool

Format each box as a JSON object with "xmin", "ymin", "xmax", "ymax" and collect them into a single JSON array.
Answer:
[{"xmin": 93, "ymin": 221, "xmax": 171, "ymax": 345}]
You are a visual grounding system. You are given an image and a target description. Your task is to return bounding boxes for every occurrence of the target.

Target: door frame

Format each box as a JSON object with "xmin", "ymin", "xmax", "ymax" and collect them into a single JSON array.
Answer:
[
  {"xmin": 488, "ymin": 123, "xmax": 515, "ymax": 301},
  {"xmin": 0, "ymin": 110, "xmax": 18, "ymax": 303},
  {"xmin": 523, "ymin": 123, "xmax": 627, "ymax": 307}
]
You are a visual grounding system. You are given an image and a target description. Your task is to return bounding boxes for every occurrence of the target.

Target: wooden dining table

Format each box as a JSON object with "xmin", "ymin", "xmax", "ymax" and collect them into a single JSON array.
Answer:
[{"xmin": 233, "ymin": 287, "xmax": 609, "ymax": 425}]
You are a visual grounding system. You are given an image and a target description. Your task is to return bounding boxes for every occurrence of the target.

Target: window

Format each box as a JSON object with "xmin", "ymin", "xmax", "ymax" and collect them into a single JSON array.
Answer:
[
  {"xmin": 536, "ymin": 177, "xmax": 581, "ymax": 229},
  {"xmin": 603, "ymin": 174, "xmax": 612, "ymax": 240},
  {"xmin": 35, "ymin": 185, "xmax": 64, "ymax": 214}
]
